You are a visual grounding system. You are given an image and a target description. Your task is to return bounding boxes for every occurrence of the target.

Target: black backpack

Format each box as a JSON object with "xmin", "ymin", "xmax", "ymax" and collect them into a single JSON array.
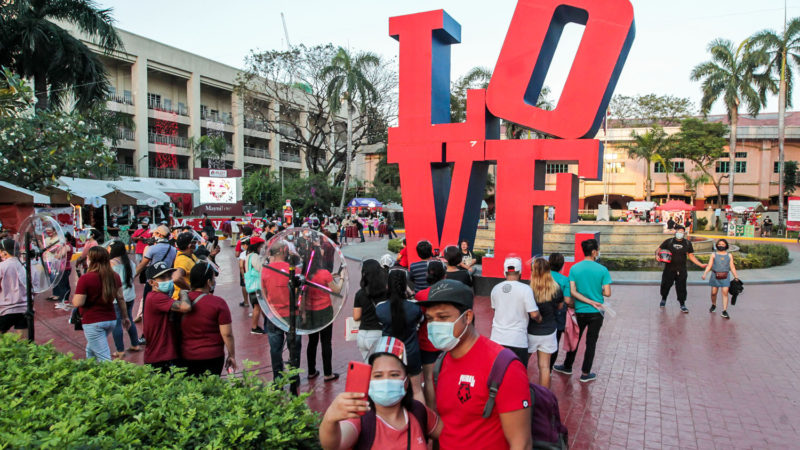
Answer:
[{"xmin": 355, "ymin": 399, "xmax": 428, "ymax": 449}]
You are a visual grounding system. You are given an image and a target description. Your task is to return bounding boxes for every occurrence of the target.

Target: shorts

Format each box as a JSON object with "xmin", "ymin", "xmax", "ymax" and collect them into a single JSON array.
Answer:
[
  {"xmin": 239, "ymin": 273, "xmax": 245, "ymax": 287},
  {"xmin": 528, "ymin": 332, "xmax": 558, "ymax": 354},
  {"xmin": 0, "ymin": 313, "xmax": 27, "ymax": 333},
  {"xmin": 248, "ymin": 291, "xmax": 260, "ymax": 307},
  {"xmin": 420, "ymin": 349, "xmax": 441, "ymax": 365}
]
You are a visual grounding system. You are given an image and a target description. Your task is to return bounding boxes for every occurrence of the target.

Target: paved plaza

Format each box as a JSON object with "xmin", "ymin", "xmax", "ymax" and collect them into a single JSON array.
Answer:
[{"xmin": 30, "ymin": 238, "xmax": 800, "ymax": 449}]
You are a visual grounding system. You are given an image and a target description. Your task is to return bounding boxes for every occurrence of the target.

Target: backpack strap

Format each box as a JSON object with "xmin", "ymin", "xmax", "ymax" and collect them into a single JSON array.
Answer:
[
  {"xmin": 432, "ymin": 351, "xmax": 446, "ymax": 386},
  {"xmin": 356, "ymin": 410, "xmax": 377, "ymax": 450},
  {"xmin": 482, "ymin": 348, "xmax": 519, "ymax": 419},
  {"xmin": 191, "ymin": 293, "xmax": 207, "ymax": 306},
  {"xmin": 409, "ymin": 400, "xmax": 429, "ymax": 442}
]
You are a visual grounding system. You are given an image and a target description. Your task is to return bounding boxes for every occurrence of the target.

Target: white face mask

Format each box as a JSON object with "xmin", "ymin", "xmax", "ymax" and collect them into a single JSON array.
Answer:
[{"xmin": 675, "ymin": 232, "xmax": 685, "ymax": 240}]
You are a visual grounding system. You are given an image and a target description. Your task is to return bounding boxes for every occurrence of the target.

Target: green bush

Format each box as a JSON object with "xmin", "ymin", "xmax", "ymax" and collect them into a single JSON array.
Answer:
[
  {"xmin": 696, "ymin": 217, "xmax": 708, "ymax": 231},
  {"xmin": 473, "ymin": 249, "xmax": 486, "ymax": 264},
  {"xmin": 388, "ymin": 238, "xmax": 403, "ymax": 253},
  {"xmin": 599, "ymin": 244, "xmax": 789, "ymax": 271},
  {"xmin": 579, "ymin": 214, "xmax": 597, "ymax": 221},
  {"xmin": 0, "ymin": 334, "xmax": 320, "ymax": 449}
]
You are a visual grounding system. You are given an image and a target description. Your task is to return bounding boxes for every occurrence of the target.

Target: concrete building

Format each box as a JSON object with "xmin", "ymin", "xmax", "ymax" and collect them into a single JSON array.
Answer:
[
  {"xmin": 540, "ymin": 112, "xmax": 800, "ymax": 212},
  {"xmin": 63, "ymin": 23, "xmax": 377, "ymax": 187}
]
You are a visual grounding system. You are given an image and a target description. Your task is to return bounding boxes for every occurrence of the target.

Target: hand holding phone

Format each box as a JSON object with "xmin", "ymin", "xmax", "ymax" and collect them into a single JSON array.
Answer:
[{"xmin": 345, "ymin": 361, "xmax": 372, "ymax": 415}]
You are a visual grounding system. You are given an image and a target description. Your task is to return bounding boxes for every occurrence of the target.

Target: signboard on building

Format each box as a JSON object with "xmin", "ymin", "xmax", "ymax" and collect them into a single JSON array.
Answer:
[
  {"xmin": 199, "ymin": 177, "xmax": 237, "ymax": 204},
  {"xmin": 788, "ymin": 196, "xmax": 800, "ymax": 231}
]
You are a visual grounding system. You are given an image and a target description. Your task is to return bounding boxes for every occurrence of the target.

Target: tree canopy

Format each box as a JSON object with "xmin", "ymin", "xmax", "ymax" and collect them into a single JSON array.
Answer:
[
  {"xmin": 609, "ymin": 94, "xmax": 695, "ymax": 127},
  {"xmin": 674, "ymin": 118, "xmax": 729, "ymax": 205}
]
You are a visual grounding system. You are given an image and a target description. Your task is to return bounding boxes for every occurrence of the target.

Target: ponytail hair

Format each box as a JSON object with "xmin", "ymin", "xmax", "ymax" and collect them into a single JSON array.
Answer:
[
  {"xmin": 387, "ymin": 269, "xmax": 409, "ymax": 339},
  {"xmin": 87, "ymin": 247, "xmax": 116, "ymax": 304}
]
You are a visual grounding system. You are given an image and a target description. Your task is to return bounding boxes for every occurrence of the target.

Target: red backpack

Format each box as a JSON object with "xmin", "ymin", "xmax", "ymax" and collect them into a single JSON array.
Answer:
[{"xmin": 434, "ymin": 348, "xmax": 569, "ymax": 449}]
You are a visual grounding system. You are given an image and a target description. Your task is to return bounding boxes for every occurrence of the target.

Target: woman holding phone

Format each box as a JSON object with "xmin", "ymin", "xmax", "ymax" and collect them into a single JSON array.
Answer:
[{"xmin": 319, "ymin": 337, "xmax": 442, "ymax": 449}]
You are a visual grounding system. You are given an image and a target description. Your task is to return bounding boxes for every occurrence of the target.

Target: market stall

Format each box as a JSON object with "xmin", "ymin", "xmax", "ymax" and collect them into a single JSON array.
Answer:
[
  {"xmin": 655, "ymin": 200, "xmax": 695, "ymax": 231},
  {"xmin": 626, "ymin": 201, "xmax": 657, "ymax": 222},
  {"xmin": 0, "ymin": 181, "xmax": 51, "ymax": 233},
  {"xmin": 347, "ymin": 198, "xmax": 383, "ymax": 214},
  {"xmin": 724, "ymin": 202, "xmax": 766, "ymax": 238}
]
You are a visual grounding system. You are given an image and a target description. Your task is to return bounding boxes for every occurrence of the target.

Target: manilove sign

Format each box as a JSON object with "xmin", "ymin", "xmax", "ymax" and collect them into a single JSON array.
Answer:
[{"xmin": 388, "ymin": 0, "xmax": 635, "ymax": 278}]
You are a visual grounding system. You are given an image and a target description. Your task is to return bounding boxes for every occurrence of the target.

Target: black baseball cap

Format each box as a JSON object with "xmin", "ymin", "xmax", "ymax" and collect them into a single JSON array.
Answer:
[
  {"xmin": 176, "ymin": 232, "xmax": 198, "ymax": 250},
  {"xmin": 425, "ymin": 279, "xmax": 474, "ymax": 309},
  {"xmin": 147, "ymin": 261, "xmax": 176, "ymax": 280},
  {"xmin": 675, "ymin": 224, "xmax": 686, "ymax": 231}
]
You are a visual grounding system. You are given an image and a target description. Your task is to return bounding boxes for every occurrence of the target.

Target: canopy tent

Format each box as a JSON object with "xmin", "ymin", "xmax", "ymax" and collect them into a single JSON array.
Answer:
[
  {"xmin": 383, "ymin": 202, "xmax": 403, "ymax": 212},
  {"xmin": 58, "ymin": 177, "xmax": 169, "ymax": 207},
  {"xmin": 726, "ymin": 202, "xmax": 766, "ymax": 214},
  {"xmin": 0, "ymin": 181, "xmax": 50, "ymax": 205},
  {"xmin": 120, "ymin": 176, "xmax": 200, "ymax": 208},
  {"xmin": 627, "ymin": 201, "xmax": 656, "ymax": 212},
  {"xmin": 38, "ymin": 184, "xmax": 106, "ymax": 207},
  {"xmin": 347, "ymin": 198, "xmax": 383, "ymax": 208},
  {"xmin": 655, "ymin": 200, "xmax": 695, "ymax": 211}
]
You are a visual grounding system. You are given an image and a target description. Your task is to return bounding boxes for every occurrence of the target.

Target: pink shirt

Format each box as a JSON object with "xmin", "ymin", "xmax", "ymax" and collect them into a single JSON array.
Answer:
[{"xmin": 0, "ymin": 257, "xmax": 27, "ymax": 316}]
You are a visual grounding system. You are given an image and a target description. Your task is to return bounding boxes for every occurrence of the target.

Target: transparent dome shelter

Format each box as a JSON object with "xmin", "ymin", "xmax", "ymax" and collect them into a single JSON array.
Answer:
[{"xmin": 15, "ymin": 214, "xmax": 68, "ymax": 294}]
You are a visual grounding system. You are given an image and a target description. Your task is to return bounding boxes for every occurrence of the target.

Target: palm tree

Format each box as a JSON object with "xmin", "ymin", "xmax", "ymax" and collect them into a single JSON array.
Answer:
[
  {"xmin": 749, "ymin": 17, "xmax": 800, "ymax": 228},
  {"xmin": 619, "ymin": 126, "xmax": 673, "ymax": 202},
  {"xmin": 322, "ymin": 47, "xmax": 380, "ymax": 210},
  {"xmin": 678, "ymin": 171, "xmax": 711, "ymax": 206},
  {"xmin": 691, "ymin": 38, "xmax": 774, "ymax": 205},
  {"xmin": 652, "ymin": 149, "xmax": 674, "ymax": 200},
  {"xmin": 189, "ymin": 135, "xmax": 228, "ymax": 169},
  {"xmin": 451, "ymin": 66, "xmax": 492, "ymax": 123},
  {"xmin": 0, "ymin": 0, "xmax": 122, "ymax": 112}
]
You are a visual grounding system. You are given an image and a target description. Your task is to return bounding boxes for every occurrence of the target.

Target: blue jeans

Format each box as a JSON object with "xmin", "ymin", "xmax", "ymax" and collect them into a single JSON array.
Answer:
[
  {"xmin": 82, "ymin": 320, "xmax": 116, "ymax": 362},
  {"xmin": 266, "ymin": 321, "xmax": 301, "ymax": 394},
  {"xmin": 113, "ymin": 301, "xmax": 139, "ymax": 352}
]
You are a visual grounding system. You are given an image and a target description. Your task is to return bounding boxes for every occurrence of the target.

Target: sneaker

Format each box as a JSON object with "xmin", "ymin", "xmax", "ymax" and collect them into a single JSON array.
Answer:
[
  {"xmin": 709, "ymin": 304, "xmax": 717, "ymax": 313},
  {"xmin": 659, "ymin": 299, "xmax": 666, "ymax": 308},
  {"xmin": 579, "ymin": 373, "xmax": 597, "ymax": 383},
  {"xmin": 680, "ymin": 305, "xmax": 689, "ymax": 313},
  {"xmin": 553, "ymin": 365, "xmax": 572, "ymax": 375},
  {"xmin": 137, "ymin": 338, "xmax": 146, "ymax": 346},
  {"xmin": 250, "ymin": 327, "xmax": 266, "ymax": 334},
  {"xmin": 721, "ymin": 310, "xmax": 730, "ymax": 319}
]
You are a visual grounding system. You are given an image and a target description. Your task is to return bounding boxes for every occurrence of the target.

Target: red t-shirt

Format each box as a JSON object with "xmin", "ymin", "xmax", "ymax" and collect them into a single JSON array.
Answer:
[
  {"xmin": 181, "ymin": 292, "xmax": 232, "ymax": 360},
  {"xmin": 414, "ymin": 288, "xmax": 436, "ymax": 352},
  {"xmin": 143, "ymin": 290, "xmax": 179, "ymax": 364},
  {"xmin": 261, "ymin": 261, "xmax": 291, "ymax": 318},
  {"xmin": 304, "ymin": 270, "xmax": 333, "ymax": 311},
  {"xmin": 435, "ymin": 336, "xmax": 531, "ymax": 450},
  {"xmin": 398, "ymin": 247, "xmax": 409, "ymax": 268},
  {"xmin": 75, "ymin": 272, "xmax": 121, "ymax": 324},
  {"xmin": 132, "ymin": 228, "xmax": 152, "ymax": 254},
  {"xmin": 343, "ymin": 406, "xmax": 439, "ymax": 450}
]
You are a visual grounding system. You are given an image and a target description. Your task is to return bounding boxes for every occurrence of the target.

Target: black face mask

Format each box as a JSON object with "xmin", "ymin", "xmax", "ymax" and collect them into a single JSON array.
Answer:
[{"xmin": 716, "ymin": 245, "xmax": 727, "ymax": 251}]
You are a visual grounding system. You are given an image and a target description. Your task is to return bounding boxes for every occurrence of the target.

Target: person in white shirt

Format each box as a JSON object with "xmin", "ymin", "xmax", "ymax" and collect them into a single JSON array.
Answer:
[{"xmin": 489, "ymin": 256, "xmax": 541, "ymax": 367}]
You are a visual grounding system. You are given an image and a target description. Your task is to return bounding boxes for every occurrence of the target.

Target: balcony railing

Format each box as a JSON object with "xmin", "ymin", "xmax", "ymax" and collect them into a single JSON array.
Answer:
[
  {"xmin": 279, "ymin": 124, "xmax": 299, "ymax": 139},
  {"xmin": 148, "ymin": 99, "xmax": 189, "ymax": 116},
  {"xmin": 201, "ymin": 110, "xmax": 233, "ymax": 125},
  {"xmin": 116, "ymin": 128, "xmax": 135, "ymax": 141},
  {"xmin": 244, "ymin": 117, "xmax": 269, "ymax": 132},
  {"xmin": 245, "ymin": 147, "xmax": 270, "ymax": 159},
  {"xmin": 117, "ymin": 164, "xmax": 136, "ymax": 176},
  {"xmin": 148, "ymin": 132, "xmax": 188, "ymax": 148},
  {"xmin": 280, "ymin": 152, "xmax": 301, "ymax": 163},
  {"xmin": 107, "ymin": 93, "xmax": 133, "ymax": 106},
  {"xmin": 149, "ymin": 167, "xmax": 190, "ymax": 179},
  {"xmin": 225, "ymin": 144, "xmax": 234, "ymax": 154}
]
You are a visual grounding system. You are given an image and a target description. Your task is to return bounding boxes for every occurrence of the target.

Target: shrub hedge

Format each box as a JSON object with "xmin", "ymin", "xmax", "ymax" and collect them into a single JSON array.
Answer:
[
  {"xmin": 0, "ymin": 334, "xmax": 320, "ymax": 449},
  {"xmin": 599, "ymin": 244, "xmax": 789, "ymax": 272},
  {"xmin": 387, "ymin": 238, "xmax": 403, "ymax": 253}
]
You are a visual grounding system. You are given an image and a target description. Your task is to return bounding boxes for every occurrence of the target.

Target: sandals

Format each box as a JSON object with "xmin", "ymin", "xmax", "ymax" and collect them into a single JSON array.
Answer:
[
  {"xmin": 128, "ymin": 345, "xmax": 141, "ymax": 352},
  {"xmin": 324, "ymin": 373, "xmax": 340, "ymax": 382},
  {"xmin": 112, "ymin": 351, "xmax": 125, "ymax": 359}
]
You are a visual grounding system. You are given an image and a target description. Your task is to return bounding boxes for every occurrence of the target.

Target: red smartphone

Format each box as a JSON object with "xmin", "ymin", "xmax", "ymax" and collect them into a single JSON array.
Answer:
[{"xmin": 345, "ymin": 361, "xmax": 372, "ymax": 414}]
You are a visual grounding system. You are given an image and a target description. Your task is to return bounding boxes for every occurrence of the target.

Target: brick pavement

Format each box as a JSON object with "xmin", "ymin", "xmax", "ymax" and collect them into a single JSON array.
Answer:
[{"xmin": 25, "ymin": 243, "xmax": 800, "ymax": 449}]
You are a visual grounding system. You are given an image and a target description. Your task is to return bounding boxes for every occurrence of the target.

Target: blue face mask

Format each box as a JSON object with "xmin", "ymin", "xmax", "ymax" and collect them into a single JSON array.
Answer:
[
  {"xmin": 368, "ymin": 378, "xmax": 406, "ymax": 407},
  {"xmin": 157, "ymin": 280, "xmax": 174, "ymax": 296},
  {"xmin": 427, "ymin": 311, "xmax": 467, "ymax": 352}
]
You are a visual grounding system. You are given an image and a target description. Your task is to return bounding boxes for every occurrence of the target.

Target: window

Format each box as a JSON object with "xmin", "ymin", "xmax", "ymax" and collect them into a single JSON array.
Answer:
[
  {"xmin": 716, "ymin": 161, "xmax": 729, "ymax": 173},
  {"xmin": 147, "ymin": 93, "xmax": 161, "ymax": 108},
  {"xmin": 735, "ymin": 152, "xmax": 747, "ymax": 159},
  {"xmin": 654, "ymin": 161, "xmax": 684, "ymax": 173},
  {"xmin": 123, "ymin": 90, "xmax": 132, "ymax": 103},
  {"xmin": 734, "ymin": 161, "xmax": 747, "ymax": 173},
  {"xmin": 546, "ymin": 163, "xmax": 569, "ymax": 174},
  {"xmin": 164, "ymin": 98, "xmax": 172, "ymax": 111}
]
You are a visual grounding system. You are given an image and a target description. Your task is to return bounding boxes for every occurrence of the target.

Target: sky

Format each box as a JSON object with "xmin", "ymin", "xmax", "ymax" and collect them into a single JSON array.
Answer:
[{"xmin": 99, "ymin": 0, "xmax": 800, "ymax": 116}]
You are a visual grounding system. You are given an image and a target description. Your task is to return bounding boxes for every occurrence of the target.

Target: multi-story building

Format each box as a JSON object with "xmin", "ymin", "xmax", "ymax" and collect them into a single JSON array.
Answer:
[
  {"xmin": 536, "ymin": 112, "xmax": 800, "ymax": 211},
  {"xmin": 62, "ymin": 23, "xmax": 377, "ymax": 187}
]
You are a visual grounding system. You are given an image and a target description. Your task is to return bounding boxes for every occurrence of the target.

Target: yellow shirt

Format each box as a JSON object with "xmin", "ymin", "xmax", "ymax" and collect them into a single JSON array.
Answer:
[{"xmin": 172, "ymin": 253, "xmax": 197, "ymax": 299}]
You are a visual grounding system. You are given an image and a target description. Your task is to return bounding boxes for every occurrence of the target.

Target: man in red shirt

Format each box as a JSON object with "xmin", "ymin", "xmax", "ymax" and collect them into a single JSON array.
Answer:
[
  {"xmin": 130, "ymin": 218, "xmax": 152, "ymax": 265},
  {"xmin": 397, "ymin": 238, "xmax": 409, "ymax": 268},
  {"xmin": 143, "ymin": 261, "xmax": 192, "ymax": 372},
  {"xmin": 424, "ymin": 280, "xmax": 532, "ymax": 450},
  {"xmin": 260, "ymin": 240, "xmax": 301, "ymax": 395}
]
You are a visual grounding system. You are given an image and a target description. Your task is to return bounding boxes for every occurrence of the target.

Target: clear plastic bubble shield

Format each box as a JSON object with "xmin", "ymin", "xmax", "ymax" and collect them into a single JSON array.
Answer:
[{"xmin": 15, "ymin": 214, "xmax": 68, "ymax": 294}]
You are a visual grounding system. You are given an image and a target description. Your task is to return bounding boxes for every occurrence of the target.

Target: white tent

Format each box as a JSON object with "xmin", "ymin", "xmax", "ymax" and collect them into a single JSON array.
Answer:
[
  {"xmin": 58, "ymin": 177, "xmax": 170, "ymax": 207},
  {"xmin": 627, "ymin": 201, "xmax": 657, "ymax": 212},
  {"xmin": 0, "ymin": 181, "xmax": 50, "ymax": 204}
]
